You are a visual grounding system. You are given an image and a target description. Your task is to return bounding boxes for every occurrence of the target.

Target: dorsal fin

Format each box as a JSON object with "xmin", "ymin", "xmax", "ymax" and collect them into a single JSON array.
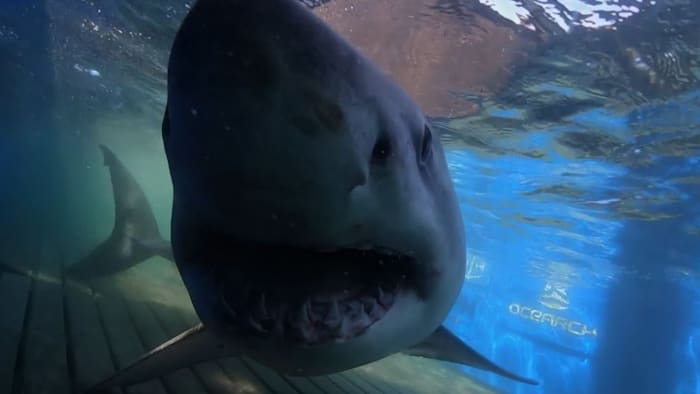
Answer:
[{"xmin": 403, "ymin": 325, "xmax": 539, "ymax": 385}]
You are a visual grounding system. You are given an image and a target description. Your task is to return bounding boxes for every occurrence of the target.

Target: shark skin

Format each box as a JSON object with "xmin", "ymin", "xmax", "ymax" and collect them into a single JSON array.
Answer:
[
  {"xmin": 88, "ymin": 0, "xmax": 538, "ymax": 390},
  {"xmin": 66, "ymin": 145, "xmax": 172, "ymax": 280}
]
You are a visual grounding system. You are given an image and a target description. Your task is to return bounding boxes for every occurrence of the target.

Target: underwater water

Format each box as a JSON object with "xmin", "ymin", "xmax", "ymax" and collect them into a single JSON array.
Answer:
[{"xmin": 1, "ymin": 0, "xmax": 699, "ymax": 394}]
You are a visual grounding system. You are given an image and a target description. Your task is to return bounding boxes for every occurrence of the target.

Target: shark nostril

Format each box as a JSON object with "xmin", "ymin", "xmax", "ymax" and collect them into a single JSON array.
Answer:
[{"xmin": 347, "ymin": 168, "xmax": 368, "ymax": 192}]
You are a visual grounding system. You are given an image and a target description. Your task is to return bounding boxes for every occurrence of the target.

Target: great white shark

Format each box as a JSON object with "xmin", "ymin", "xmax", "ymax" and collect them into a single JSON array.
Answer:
[
  {"xmin": 87, "ymin": 0, "xmax": 538, "ymax": 389},
  {"xmin": 65, "ymin": 144, "xmax": 173, "ymax": 279},
  {"xmin": 0, "ymin": 144, "xmax": 171, "ymax": 285}
]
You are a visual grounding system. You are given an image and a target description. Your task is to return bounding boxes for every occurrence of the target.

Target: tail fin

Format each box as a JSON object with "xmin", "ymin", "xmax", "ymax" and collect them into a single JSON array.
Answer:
[
  {"xmin": 87, "ymin": 324, "xmax": 234, "ymax": 392},
  {"xmin": 66, "ymin": 145, "xmax": 173, "ymax": 279}
]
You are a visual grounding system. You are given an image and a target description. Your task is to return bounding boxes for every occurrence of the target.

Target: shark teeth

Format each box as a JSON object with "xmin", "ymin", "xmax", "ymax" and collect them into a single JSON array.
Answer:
[
  {"xmin": 223, "ymin": 242, "xmax": 412, "ymax": 345},
  {"xmin": 248, "ymin": 316, "xmax": 267, "ymax": 333},
  {"xmin": 378, "ymin": 287, "xmax": 394, "ymax": 308},
  {"xmin": 241, "ymin": 285, "xmax": 394, "ymax": 345},
  {"xmin": 331, "ymin": 316, "xmax": 352, "ymax": 341},
  {"xmin": 254, "ymin": 292, "xmax": 269, "ymax": 320},
  {"xmin": 298, "ymin": 299, "xmax": 311, "ymax": 325},
  {"xmin": 324, "ymin": 299, "xmax": 341, "ymax": 327},
  {"xmin": 353, "ymin": 306, "xmax": 371, "ymax": 335}
]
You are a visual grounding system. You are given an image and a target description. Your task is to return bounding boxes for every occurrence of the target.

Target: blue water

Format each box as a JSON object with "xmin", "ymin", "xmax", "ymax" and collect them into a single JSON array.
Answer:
[{"xmin": 444, "ymin": 89, "xmax": 700, "ymax": 393}]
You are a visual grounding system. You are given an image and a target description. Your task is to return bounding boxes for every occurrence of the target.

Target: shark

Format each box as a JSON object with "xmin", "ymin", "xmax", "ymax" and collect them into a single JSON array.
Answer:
[
  {"xmin": 0, "ymin": 144, "xmax": 170, "ymax": 293},
  {"xmin": 86, "ymin": 0, "xmax": 538, "ymax": 389},
  {"xmin": 65, "ymin": 144, "xmax": 173, "ymax": 280}
]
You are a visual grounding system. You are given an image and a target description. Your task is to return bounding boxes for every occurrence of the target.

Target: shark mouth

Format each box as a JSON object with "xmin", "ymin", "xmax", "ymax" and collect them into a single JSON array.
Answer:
[{"xmin": 217, "ymin": 244, "xmax": 420, "ymax": 346}]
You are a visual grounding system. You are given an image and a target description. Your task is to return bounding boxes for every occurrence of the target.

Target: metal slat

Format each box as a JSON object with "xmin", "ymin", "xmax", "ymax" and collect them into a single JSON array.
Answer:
[
  {"xmin": 93, "ymin": 282, "xmax": 168, "ymax": 394},
  {"xmin": 0, "ymin": 273, "xmax": 32, "ymax": 393},
  {"xmin": 63, "ymin": 279, "xmax": 121, "ymax": 392},
  {"xmin": 150, "ymin": 302, "xmax": 262, "ymax": 394},
  {"xmin": 126, "ymin": 300, "xmax": 210, "ymax": 394},
  {"xmin": 341, "ymin": 370, "xmax": 386, "ymax": 394},
  {"xmin": 20, "ymin": 246, "xmax": 71, "ymax": 394},
  {"xmin": 326, "ymin": 373, "xmax": 365, "ymax": 394}
]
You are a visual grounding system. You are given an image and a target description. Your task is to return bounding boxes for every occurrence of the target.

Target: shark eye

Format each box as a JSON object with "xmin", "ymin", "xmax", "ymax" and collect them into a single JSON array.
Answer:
[
  {"xmin": 420, "ymin": 124, "xmax": 433, "ymax": 165},
  {"xmin": 372, "ymin": 136, "xmax": 392, "ymax": 163}
]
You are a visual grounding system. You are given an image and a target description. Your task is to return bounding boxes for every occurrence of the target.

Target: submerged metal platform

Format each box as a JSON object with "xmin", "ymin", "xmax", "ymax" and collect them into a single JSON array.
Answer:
[{"xmin": 0, "ymin": 243, "xmax": 495, "ymax": 394}]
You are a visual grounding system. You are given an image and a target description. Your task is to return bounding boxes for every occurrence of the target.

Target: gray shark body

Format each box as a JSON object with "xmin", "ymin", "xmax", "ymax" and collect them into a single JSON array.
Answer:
[
  {"xmin": 66, "ymin": 145, "xmax": 172, "ymax": 280},
  {"xmin": 89, "ymin": 0, "xmax": 537, "ymax": 389}
]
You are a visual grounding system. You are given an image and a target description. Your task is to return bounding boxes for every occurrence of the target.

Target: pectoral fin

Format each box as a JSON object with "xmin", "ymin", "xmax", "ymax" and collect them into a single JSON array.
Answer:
[
  {"xmin": 88, "ymin": 324, "xmax": 235, "ymax": 392},
  {"xmin": 403, "ymin": 325, "xmax": 539, "ymax": 385}
]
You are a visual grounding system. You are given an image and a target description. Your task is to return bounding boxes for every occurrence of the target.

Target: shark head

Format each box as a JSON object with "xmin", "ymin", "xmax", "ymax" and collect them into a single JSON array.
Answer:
[{"xmin": 163, "ymin": 0, "xmax": 465, "ymax": 375}]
